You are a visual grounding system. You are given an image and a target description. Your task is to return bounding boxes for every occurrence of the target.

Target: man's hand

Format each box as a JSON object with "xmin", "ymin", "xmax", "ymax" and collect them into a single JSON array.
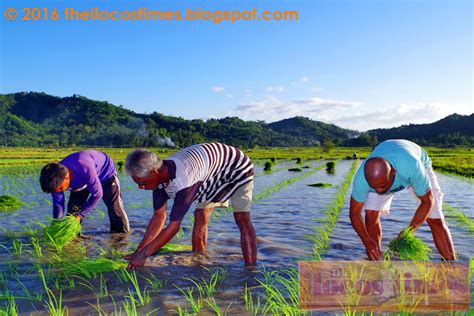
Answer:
[
  {"xmin": 124, "ymin": 250, "xmax": 147, "ymax": 269},
  {"xmin": 365, "ymin": 239, "xmax": 382, "ymax": 261}
]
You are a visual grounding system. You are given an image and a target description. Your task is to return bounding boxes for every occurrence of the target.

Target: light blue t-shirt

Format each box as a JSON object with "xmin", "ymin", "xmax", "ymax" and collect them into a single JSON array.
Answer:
[{"xmin": 351, "ymin": 140, "xmax": 432, "ymax": 203}]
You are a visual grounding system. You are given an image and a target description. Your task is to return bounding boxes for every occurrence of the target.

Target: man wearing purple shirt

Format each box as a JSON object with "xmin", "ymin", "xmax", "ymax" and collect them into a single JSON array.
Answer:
[{"xmin": 39, "ymin": 150, "xmax": 130, "ymax": 233}]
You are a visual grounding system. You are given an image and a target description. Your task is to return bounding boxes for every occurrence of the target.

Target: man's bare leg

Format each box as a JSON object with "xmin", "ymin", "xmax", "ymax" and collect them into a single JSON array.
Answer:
[
  {"xmin": 192, "ymin": 208, "xmax": 214, "ymax": 252},
  {"xmin": 426, "ymin": 218, "xmax": 456, "ymax": 260},
  {"xmin": 234, "ymin": 212, "xmax": 257, "ymax": 267}
]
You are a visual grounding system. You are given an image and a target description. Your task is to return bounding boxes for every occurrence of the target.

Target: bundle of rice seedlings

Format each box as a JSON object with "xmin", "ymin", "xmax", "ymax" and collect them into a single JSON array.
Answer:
[
  {"xmin": 308, "ymin": 182, "xmax": 332, "ymax": 188},
  {"xmin": 43, "ymin": 215, "xmax": 81, "ymax": 251},
  {"xmin": 326, "ymin": 161, "xmax": 336, "ymax": 173},
  {"xmin": 0, "ymin": 195, "xmax": 23, "ymax": 212},
  {"xmin": 159, "ymin": 243, "xmax": 192, "ymax": 253},
  {"xmin": 263, "ymin": 161, "xmax": 273, "ymax": 172},
  {"xmin": 288, "ymin": 168, "xmax": 302, "ymax": 172},
  {"xmin": 59, "ymin": 257, "xmax": 127, "ymax": 278},
  {"xmin": 387, "ymin": 229, "xmax": 431, "ymax": 261}
]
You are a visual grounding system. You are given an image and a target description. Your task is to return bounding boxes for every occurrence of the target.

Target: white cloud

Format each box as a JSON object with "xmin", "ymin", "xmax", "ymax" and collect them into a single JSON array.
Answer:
[
  {"xmin": 231, "ymin": 95, "xmax": 462, "ymax": 131},
  {"xmin": 311, "ymin": 87, "xmax": 324, "ymax": 93},
  {"xmin": 333, "ymin": 103, "xmax": 455, "ymax": 131},
  {"xmin": 265, "ymin": 85, "xmax": 285, "ymax": 93},
  {"xmin": 232, "ymin": 96, "xmax": 360, "ymax": 123},
  {"xmin": 212, "ymin": 86, "xmax": 225, "ymax": 93},
  {"xmin": 300, "ymin": 76, "xmax": 310, "ymax": 83}
]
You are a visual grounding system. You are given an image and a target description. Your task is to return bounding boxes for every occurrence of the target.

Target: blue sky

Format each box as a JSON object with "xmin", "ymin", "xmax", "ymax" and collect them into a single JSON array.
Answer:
[{"xmin": 1, "ymin": 0, "xmax": 472, "ymax": 131}]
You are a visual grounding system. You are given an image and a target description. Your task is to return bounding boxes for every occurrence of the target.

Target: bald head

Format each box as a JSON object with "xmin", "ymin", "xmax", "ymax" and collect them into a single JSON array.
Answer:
[{"xmin": 364, "ymin": 157, "xmax": 394, "ymax": 193}]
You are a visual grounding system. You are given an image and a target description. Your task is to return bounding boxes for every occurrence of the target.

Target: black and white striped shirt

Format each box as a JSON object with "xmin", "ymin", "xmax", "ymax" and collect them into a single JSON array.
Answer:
[{"xmin": 153, "ymin": 143, "xmax": 254, "ymax": 221}]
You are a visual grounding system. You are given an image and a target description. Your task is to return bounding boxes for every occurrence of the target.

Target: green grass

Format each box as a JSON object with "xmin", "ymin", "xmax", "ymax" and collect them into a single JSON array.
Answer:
[
  {"xmin": 1, "ymin": 146, "xmax": 472, "ymax": 179},
  {"xmin": 307, "ymin": 182, "xmax": 332, "ymax": 188},
  {"xmin": 0, "ymin": 195, "xmax": 23, "ymax": 212},
  {"xmin": 426, "ymin": 147, "xmax": 474, "ymax": 178},
  {"xmin": 42, "ymin": 215, "xmax": 81, "ymax": 252},
  {"xmin": 386, "ymin": 228, "xmax": 431, "ymax": 261}
]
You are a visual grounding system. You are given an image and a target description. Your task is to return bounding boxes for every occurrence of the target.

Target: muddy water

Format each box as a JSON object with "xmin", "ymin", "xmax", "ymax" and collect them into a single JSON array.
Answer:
[{"xmin": 0, "ymin": 160, "xmax": 472, "ymax": 314}]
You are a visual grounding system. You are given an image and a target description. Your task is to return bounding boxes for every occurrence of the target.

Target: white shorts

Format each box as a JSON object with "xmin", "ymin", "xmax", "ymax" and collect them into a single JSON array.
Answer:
[
  {"xmin": 196, "ymin": 180, "xmax": 253, "ymax": 213},
  {"xmin": 364, "ymin": 166, "xmax": 444, "ymax": 219}
]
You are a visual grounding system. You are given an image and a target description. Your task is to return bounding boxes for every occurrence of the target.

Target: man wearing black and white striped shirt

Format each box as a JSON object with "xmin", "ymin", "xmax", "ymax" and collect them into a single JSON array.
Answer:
[{"xmin": 124, "ymin": 143, "xmax": 257, "ymax": 268}]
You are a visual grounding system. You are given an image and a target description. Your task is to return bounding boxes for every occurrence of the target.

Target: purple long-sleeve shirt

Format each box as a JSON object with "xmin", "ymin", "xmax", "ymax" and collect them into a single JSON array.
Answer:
[{"xmin": 52, "ymin": 150, "xmax": 116, "ymax": 218}]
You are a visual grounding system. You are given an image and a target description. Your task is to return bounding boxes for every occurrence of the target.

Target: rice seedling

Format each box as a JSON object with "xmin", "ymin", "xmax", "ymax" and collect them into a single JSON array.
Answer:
[
  {"xmin": 142, "ymin": 273, "xmax": 164, "ymax": 291},
  {"xmin": 258, "ymin": 268, "xmax": 304, "ymax": 315},
  {"xmin": 123, "ymin": 292, "xmax": 139, "ymax": 316},
  {"xmin": 175, "ymin": 226, "xmax": 185, "ymax": 239},
  {"xmin": 0, "ymin": 291, "xmax": 18, "ymax": 316},
  {"xmin": 263, "ymin": 161, "xmax": 274, "ymax": 172},
  {"xmin": 187, "ymin": 269, "xmax": 221, "ymax": 298},
  {"xmin": 288, "ymin": 167, "xmax": 302, "ymax": 172},
  {"xmin": 0, "ymin": 195, "xmax": 23, "ymax": 212},
  {"xmin": 254, "ymin": 164, "xmax": 327, "ymax": 202},
  {"xmin": 117, "ymin": 161, "xmax": 124, "ymax": 172},
  {"xmin": 159, "ymin": 243, "xmax": 192, "ymax": 253},
  {"xmin": 11, "ymin": 239, "xmax": 23, "ymax": 256},
  {"xmin": 0, "ymin": 239, "xmax": 23, "ymax": 257},
  {"xmin": 175, "ymin": 269, "xmax": 225, "ymax": 314},
  {"xmin": 307, "ymin": 182, "xmax": 332, "ymax": 188},
  {"xmin": 243, "ymin": 284, "xmax": 261, "ymax": 315},
  {"xmin": 386, "ymin": 228, "xmax": 431, "ymax": 261},
  {"xmin": 37, "ymin": 266, "xmax": 68, "ymax": 316},
  {"xmin": 308, "ymin": 160, "xmax": 358, "ymax": 259},
  {"xmin": 177, "ymin": 305, "xmax": 191, "ymax": 316},
  {"xmin": 206, "ymin": 297, "xmax": 228, "ymax": 316},
  {"xmin": 22, "ymin": 223, "xmax": 42, "ymax": 237},
  {"xmin": 121, "ymin": 269, "xmax": 150, "ymax": 306},
  {"xmin": 58, "ymin": 257, "xmax": 127, "ymax": 278},
  {"xmin": 30, "ymin": 237, "xmax": 43, "ymax": 258},
  {"xmin": 445, "ymin": 205, "xmax": 474, "ymax": 232},
  {"xmin": 326, "ymin": 161, "xmax": 336, "ymax": 173},
  {"xmin": 42, "ymin": 215, "xmax": 81, "ymax": 252},
  {"xmin": 176, "ymin": 287, "xmax": 203, "ymax": 314},
  {"xmin": 113, "ymin": 267, "xmax": 131, "ymax": 283}
]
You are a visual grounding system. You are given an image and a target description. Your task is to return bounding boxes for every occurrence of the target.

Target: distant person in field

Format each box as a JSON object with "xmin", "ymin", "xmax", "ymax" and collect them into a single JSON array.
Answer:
[
  {"xmin": 349, "ymin": 139, "xmax": 455, "ymax": 261},
  {"xmin": 123, "ymin": 143, "xmax": 257, "ymax": 269},
  {"xmin": 39, "ymin": 150, "xmax": 130, "ymax": 233}
]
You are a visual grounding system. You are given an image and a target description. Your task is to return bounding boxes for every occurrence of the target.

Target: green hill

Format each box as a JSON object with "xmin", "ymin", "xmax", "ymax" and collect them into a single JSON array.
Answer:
[
  {"xmin": 367, "ymin": 114, "xmax": 474, "ymax": 147},
  {"xmin": 0, "ymin": 92, "xmax": 472, "ymax": 147}
]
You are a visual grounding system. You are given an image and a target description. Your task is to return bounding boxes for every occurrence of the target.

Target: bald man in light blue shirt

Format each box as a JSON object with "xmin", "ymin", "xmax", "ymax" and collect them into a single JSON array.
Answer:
[{"xmin": 349, "ymin": 139, "xmax": 455, "ymax": 261}]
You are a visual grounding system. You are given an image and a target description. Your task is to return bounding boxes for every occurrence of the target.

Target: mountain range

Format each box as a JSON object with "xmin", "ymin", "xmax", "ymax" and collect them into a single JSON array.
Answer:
[{"xmin": 1, "ymin": 92, "xmax": 472, "ymax": 147}]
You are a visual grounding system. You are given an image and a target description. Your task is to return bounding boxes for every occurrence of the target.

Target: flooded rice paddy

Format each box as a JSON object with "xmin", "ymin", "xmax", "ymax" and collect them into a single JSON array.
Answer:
[{"xmin": 0, "ymin": 159, "xmax": 472, "ymax": 315}]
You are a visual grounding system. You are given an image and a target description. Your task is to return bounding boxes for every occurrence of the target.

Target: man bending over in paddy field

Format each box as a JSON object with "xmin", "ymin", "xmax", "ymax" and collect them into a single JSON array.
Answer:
[
  {"xmin": 124, "ymin": 143, "xmax": 257, "ymax": 269},
  {"xmin": 39, "ymin": 150, "xmax": 130, "ymax": 233},
  {"xmin": 349, "ymin": 139, "xmax": 456, "ymax": 261}
]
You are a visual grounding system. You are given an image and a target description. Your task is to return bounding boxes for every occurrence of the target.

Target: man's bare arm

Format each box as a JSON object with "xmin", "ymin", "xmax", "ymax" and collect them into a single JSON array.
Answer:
[{"xmin": 136, "ymin": 203, "xmax": 168, "ymax": 252}]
